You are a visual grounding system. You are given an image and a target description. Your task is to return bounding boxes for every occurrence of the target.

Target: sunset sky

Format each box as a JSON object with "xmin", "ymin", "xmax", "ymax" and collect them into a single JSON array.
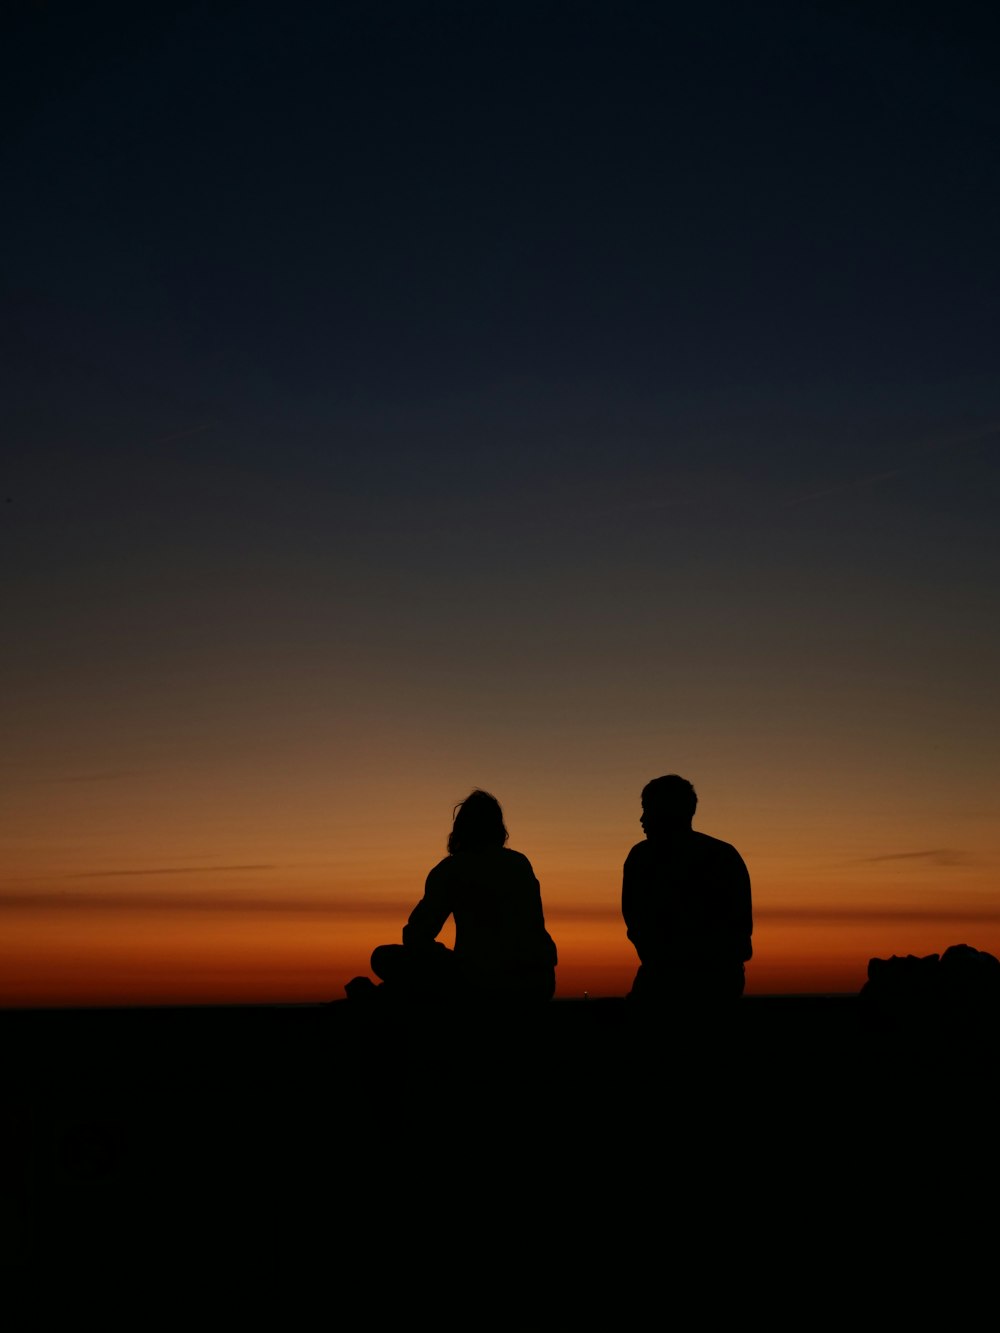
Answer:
[{"xmin": 4, "ymin": 2, "xmax": 999, "ymax": 1005}]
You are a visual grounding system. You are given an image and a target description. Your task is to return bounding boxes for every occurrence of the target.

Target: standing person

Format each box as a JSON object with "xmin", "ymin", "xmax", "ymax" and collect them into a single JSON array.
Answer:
[
  {"xmin": 622, "ymin": 775, "xmax": 752, "ymax": 1010},
  {"xmin": 368, "ymin": 789, "xmax": 558, "ymax": 1003}
]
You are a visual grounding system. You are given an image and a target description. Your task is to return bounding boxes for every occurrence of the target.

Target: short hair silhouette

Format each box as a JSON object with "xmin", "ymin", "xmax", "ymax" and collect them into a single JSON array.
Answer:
[
  {"xmin": 640, "ymin": 775, "xmax": 698, "ymax": 831},
  {"xmin": 624, "ymin": 772, "xmax": 752, "ymax": 1008},
  {"xmin": 447, "ymin": 789, "xmax": 509, "ymax": 855}
]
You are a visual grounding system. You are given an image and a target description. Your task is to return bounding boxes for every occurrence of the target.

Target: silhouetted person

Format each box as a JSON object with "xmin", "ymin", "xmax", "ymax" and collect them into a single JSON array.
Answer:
[
  {"xmin": 623, "ymin": 775, "xmax": 752, "ymax": 1015},
  {"xmin": 367, "ymin": 789, "xmax": 558, "ymax": 1004}
]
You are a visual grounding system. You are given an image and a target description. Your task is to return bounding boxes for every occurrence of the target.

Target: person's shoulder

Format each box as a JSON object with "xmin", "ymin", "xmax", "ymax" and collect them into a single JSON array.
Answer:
[
  {"xmin": 692, "ymin": 831, "xmax": 734, "ymax": 849},
  {"xmin": 501, "ymin": 847, "xmax": 535, "ymax": 873},
  {"xmin": 624, "ymin": 840, "xmax": 650, "ymax": 864},
  {"xmin": 693, "ymin": 831, "xmax": 746, "ymax": 861},
  {"xmin": 425, "ymin": 855, "xmax": 453, "ymax": 882}
]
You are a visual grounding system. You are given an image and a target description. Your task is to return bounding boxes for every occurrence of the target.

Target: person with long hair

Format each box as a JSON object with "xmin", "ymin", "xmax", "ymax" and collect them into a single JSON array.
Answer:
[{"xmin": 368, "ymin": 789, "xmax": 557, "ymax": 1003}]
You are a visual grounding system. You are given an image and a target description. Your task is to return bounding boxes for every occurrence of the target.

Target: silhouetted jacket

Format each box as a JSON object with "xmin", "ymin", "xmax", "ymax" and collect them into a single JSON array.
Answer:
[
  {"xmin": 403, "ymin": 848, "xmax": 558, "ymax": 992},
  {"xmin": 622, "ymin": 831, "xmax": 753, "ymax": 972}
]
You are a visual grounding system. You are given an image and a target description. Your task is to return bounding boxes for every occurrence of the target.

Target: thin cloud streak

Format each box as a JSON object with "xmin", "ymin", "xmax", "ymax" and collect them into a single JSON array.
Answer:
[
  {"xmin": 785, "ymin": 422, "xmax": 1000, "ymax": 508},
  {"xmin": 547, "ymin": 904, "xmax": 625, "ymax": 922},
  {"xmin": 0, "ymin": 891, "xmax": 412, "ymax": 915},
  {"xmin": 68, "ymin": 865, "xmax": 277, "ymax": 878},
  {"xmin": 786, "ymin": 468, "xmax": 904, "ymax": 508},
  {"xmin": 145, "ymin": 420, "xmax": 217, "ymax": 448},
  {"xmin": 758, "ymin": 905, "xmax": 1000, "ymax": 924},
  {"xmin": 8, "ymin": 894, "xmax": 996, "ymax": 926},
  {"xmin": 840, "ymin": 849, "xmax": 969, "ymax": 867},
  {"xmin": 549, "ymin": 902, "xmax": 1000, "ymax": 925}
]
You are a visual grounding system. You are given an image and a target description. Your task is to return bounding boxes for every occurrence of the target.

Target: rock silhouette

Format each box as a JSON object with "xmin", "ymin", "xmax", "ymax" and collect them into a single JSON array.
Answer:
[{"xmin": 859, "ymin": 942, "xmax": 1000, "ymax": 1039}]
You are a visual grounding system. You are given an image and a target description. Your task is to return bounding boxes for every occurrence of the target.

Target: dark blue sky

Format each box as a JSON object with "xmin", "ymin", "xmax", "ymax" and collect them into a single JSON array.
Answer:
[
  {"xmin": 7, "ymin": 1, "xmax": 999, "ymax": 623},
  {"xmin": 8, "ymin": 1, "xmax": 999, "ymax": 438}
]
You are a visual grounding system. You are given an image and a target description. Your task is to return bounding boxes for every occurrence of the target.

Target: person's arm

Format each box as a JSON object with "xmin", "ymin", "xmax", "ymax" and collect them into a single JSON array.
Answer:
[
  {"xmin": 622, "ymin": 846, "xmax": 656, "ymax": 965},
  {"xmin": 727, "ymin": 847, "xmax": 753, "ymax": 962},
  {"xmin": 401, "ymin": 862, "xmax": 453, "ymax": 949},
  {"xmin": 519, "ymin": 855, "xmax": 558, "ymax": 966}
]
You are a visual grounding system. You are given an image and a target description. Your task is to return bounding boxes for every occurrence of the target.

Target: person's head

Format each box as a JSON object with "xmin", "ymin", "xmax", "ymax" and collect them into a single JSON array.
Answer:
[
  {"xmin": 448, "ymin": 789, "xmax": 509, "ymax": 855},
  {"xmin": 640, "ymin": 774, "xmax": 697, "ymax": 837}
]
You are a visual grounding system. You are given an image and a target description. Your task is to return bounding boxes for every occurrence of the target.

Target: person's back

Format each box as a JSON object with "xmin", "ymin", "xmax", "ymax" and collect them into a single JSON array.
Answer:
[
  {"xmin": 622, "ymin": 775, "xmax": 752, "ymax": 1005},
  {"xmin": 407, "ymin": 845, "xmax": 557, "ymax": 998},
  {"xmin": 365, "ymin": 790, "xmax": 557, "ymax": 1004}
]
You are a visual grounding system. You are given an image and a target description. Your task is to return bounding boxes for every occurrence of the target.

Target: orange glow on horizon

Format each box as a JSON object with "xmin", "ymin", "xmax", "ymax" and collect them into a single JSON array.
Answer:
[
  {"xmin": 3, "ymin": 888, "xmax": 997, "ymax": 1006},
  {"xmin": 4, "ymin": 759, "xmax": 998, "ymax": 1007}
]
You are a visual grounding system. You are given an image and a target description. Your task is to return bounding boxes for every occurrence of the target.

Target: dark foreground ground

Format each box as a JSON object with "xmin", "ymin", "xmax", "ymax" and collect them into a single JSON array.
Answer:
[{"xmin": 3, "ymin": 996, "xmax": 996, "ymax": 1308}]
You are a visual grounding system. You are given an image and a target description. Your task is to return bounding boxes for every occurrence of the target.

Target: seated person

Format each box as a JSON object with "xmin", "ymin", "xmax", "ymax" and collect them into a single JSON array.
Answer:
[
  {"xmin": 368, "ymin": 789, "xmax": 558, "ymax": 1004},
  {"xmin": 623, "ymin": 774, "xmax": 753, "ymax": 1009}
]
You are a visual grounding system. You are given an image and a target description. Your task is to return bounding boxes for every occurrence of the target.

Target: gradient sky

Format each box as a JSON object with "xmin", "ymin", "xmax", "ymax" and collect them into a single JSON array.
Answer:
[{"xmin": 4, "ymin": 1, "xmax": 999, "ymax": 1005}]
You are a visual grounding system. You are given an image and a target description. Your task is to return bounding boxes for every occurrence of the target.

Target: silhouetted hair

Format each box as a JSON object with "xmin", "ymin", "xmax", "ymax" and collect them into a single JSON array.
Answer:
[
  {"xmin": 448, "ymin": 789, "xmax": 509, "ymax": 855},
  {"xmin": 641, "ymin": 774, "xmax": 698, "ymax": 826}
]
